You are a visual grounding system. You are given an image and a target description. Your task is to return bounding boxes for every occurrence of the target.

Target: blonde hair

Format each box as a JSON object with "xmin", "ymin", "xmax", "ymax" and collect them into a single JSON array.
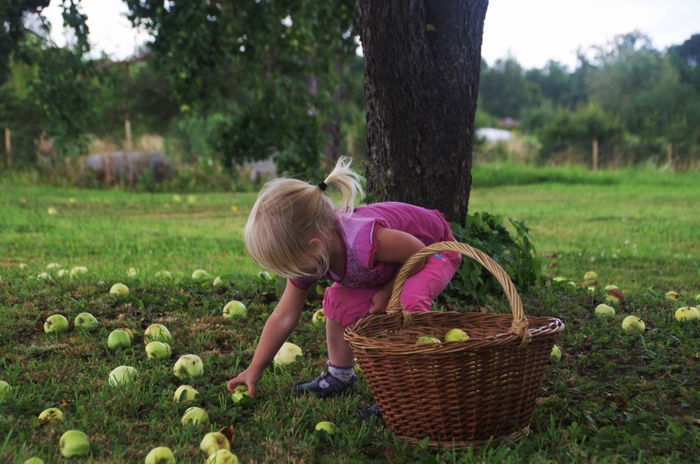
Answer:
[{"xmin": 244, "ymin": 157, "xmax": 365, "ymax": 279}]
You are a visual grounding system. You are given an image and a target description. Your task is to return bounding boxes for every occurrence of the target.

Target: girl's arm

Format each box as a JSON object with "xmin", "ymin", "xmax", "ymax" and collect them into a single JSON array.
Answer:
[
  {"xmin": 227, "ymin": 279, "xmax": 309, "ymax": 396},
  {"xmin": 368, "ymin": 227, "xmax": 427, "ymax": 314}
]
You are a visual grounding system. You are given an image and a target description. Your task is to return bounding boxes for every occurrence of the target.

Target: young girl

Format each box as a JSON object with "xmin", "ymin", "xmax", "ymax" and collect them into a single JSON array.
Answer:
[{"xmin": 227, "ymin": 157, "xmax": 461, "ymax": 402}]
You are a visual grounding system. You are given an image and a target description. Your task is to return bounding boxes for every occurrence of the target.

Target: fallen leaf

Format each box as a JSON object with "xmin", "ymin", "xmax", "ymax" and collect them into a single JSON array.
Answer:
[{"xmin": 219, "ymin": 425, "xmax": 235, "ymax": 445}]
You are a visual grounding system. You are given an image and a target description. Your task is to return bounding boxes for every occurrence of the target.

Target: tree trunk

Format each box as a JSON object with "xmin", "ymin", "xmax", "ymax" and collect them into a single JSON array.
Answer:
[{"xmin": 355, "ymin": 0, "xmax": 488, "ymax": 224}]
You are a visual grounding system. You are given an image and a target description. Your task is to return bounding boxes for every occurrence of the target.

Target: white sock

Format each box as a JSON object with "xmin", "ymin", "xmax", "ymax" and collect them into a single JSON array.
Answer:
[{"xmin": 327, "ymin": 362, "xmax": 356, "ymax": 384}]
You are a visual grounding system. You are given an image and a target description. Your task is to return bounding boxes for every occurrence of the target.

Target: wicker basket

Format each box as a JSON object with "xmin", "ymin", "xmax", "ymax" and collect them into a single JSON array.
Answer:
[{"xmin": 344, "ymin": 242, "xmax": 565, "ymax": 448}]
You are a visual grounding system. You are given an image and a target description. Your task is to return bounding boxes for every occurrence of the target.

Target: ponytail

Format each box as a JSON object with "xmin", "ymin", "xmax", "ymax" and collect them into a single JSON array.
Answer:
[{"xmin": 321, "ymin": 156, "xmax": 365, "ymax": 213}]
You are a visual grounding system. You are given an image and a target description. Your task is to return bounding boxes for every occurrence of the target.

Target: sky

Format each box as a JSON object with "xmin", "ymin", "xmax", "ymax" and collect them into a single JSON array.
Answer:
[{"xmin": 42, "ymin": 0, "xmax": 700, "ymax": 70}]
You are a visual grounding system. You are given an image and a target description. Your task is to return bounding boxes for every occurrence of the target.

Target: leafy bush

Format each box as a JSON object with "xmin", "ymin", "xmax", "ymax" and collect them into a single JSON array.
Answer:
[{"xmin": 448, "ymin": 212, "xmax": 543, "ymax": 303}]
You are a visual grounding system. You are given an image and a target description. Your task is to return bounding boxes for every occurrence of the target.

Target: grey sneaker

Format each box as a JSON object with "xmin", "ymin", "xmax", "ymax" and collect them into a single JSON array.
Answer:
[
  {"xmin": 359, "ymin": 403, "xmax": 382, "ymax": 421},
  {"xmin": 291, "ymin": 371, "xmax": 357, "ymax": 398}
]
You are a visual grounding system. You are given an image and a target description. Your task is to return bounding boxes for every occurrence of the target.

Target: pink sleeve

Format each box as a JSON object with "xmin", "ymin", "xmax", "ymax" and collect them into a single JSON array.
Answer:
[
  {"xmin": 368, "ymin": 219, "xmax": 387, "ymax": 268},
  {"xmin": 289, "ymin": 277, "xmax": 313, "ymax": 290}
]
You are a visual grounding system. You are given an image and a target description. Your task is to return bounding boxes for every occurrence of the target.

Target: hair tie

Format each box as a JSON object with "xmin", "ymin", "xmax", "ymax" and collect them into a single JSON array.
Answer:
[{"xmin": 318, "ymin": 181, "xmax": 327, "ymax": 191}]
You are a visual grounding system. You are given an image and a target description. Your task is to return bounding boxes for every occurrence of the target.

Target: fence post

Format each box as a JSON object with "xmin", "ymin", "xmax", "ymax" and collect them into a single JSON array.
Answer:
[
  {"xmin": 592, "ymin": 139, "xmax": 598, "ymax": 171},
  {"xmin": 666, "ymin": 143, "xmax": 673, "ymax": 167}
]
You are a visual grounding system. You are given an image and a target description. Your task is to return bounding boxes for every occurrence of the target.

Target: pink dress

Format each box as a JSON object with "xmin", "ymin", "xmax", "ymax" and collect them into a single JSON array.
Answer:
[{"xmin": 291, "ymin": 202, "xmax": 462, "ymax": 326}]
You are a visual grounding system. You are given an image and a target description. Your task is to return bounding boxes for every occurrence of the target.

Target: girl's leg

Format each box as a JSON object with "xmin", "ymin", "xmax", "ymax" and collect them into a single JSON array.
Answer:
[{"xmin": 326, "ymin": 317, "xmax": 355, "ymax": 367}]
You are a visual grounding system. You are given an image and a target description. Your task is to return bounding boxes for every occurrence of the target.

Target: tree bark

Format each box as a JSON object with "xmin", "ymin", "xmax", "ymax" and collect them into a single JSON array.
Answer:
[{"xmin": 355, "ymin": 0, "xmax": 488, "ymax": 224}]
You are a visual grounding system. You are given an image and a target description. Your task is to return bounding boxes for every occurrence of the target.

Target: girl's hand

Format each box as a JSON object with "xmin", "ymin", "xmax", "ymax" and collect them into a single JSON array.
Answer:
[
  {"xmin": 368, "ymin": 288, "xmax": 391, "ymax": 314},
  {"xmin": 227, "ymin": 368, "xmax": 263, "ymax": 397}
]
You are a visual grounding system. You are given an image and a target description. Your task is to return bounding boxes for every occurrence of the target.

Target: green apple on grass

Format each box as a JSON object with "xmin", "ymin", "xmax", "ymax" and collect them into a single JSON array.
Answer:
[
  {"xmin": 315, "ymin": 421, "xmax": 338, "ymax": 435},
  {"xmin": 550, "ymin": 345, "xmax": 562, "ymax": 362},
  {"xmin": 213, "ymin": 276, "xmax": 223, "ymax": 286},
  {"xmin": 0, "ymin": 380, "xmax": 10, "ymax": 400},
  {"xmin": 74, "ymin": 312, "xmax": 99, "ymax": 331},
  {"xmin": 222, "ymin": 300, "xmax": 247, "ymax": 319},
  {"xmin": 59, "ymin": 430, "xmax": 90, "ymax": 458},
  {"xmin": 144, "ymin": 323, "xmax": 173, "ymax": 344},
  {"xmin": 665, "ymin": 291, "xmax": 680, "ymax": 301},
  {"xmin": 23, "ymin": 458, "xmax": 45, "ymax": 464},
  {"xmin": 38, "ymin": 407, "xmax": 64, "ymax": 424},
  {"xmin": 44, "ymin": 314, "xmax": 69, "ymax": 334},
  {"xmin": 273, "ymin": 342, "xmax": 303, "ymax": 366},
  {"xmin": 173, "ymin": 385, "xmax": 199, "ymax": 403},
  {"xmin": 200, "ymin": 432, "xmax": 231, "ymax": 456},
  {"xmin": 70, "ymin": 266, "xmax": 88, "ymax": 277},
  {"xmin": 594, "ymin": 304, "xmax": 615, "ymax": 317},
  {"xmin": 181, "ymin": 406, "xmax": 209, "ymax": 426},
  {"xmin": 207, "ymin": 449, "xmax": 239, "ymax": 464},
  {"xmin": 312, "ymin": 309, "xmax": 326, "ymax": 325},
  {"xmin": 37, "ymin": 272, "xmax": 52, "ymax": 280},
  {"xmin": 621, "ymin": 315, "xmax": 645, "ymax": 334},
  {"xmin": 109, "ymin": 283, "xmax": 129, "ymax": 296},
  {"xmin": 144, "ymin": 446, "xmax": 176, "ymax": 464},
  {"xmin": 57, "ymin": 269, "xmax": 69, "ymax": 277},
  {"xmin": 192, "ymin": 269, "xmax": 210, "ymax": 280},
  {"xmin": 146, "ymin": 341, "xmax": 172, "ymax": 359},
  {"xmin": 583, "ymin": 271, "xmax": 597, "ymax": 281},
  {"xmin": 108, "ymin": 366, "xmax": 137, "ymax": 387},
  {"xmin": 674, "ymin": 306, "xmax": 700, "ymax": 322},
  {"xmin": 116, "ymin": 327, "xmax": 134, "ymax": 339},
  {"xmin": 107, "ymin": 329, "xmax": 132, "ymax": 350},
  {"xmin": 174, "ymin": 354, "xmax": 204, "ymax": 378}
]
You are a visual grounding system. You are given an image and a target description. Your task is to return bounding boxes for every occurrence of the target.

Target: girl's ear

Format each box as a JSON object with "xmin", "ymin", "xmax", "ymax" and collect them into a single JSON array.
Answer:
[{"xmin": 308, "ymin": 238, "xmax": 323, "ymax": 254}]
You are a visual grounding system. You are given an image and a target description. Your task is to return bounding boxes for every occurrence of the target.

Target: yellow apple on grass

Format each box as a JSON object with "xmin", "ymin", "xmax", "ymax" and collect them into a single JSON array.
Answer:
[
  {"xmin": 173, "ymin": 385, "xmax": 199, "ymax": 403},
  {"xmin": 594, "ymin": 304, "xmax": 615, "ymax": 317},
  {"xmin": 174, "ymin": 354, "xmax": 204, "ymax": 378},
  {"xmin": 231, "ymin": 385, "xmax": 250, "ymax": 404},
  {"xmin": 192, "ymin": 269, "xmax": 210, "ymax": 280},
  {"xmin": 181, "ymin": 406, "xmax": 209, "ymax": 426},
  {"xmin": 116, "ymin": 327, "xmax": 134, "ymax": 339},
  {"xmin": 144, "ymin": 323, "xmax": 173, "ymax": 344},
  {"xmin": 44, "ymin": 314, "xmax": 69, "ymax": 334},
  {"xmin": 59, "ymin": 430, "xmax": 90, "ymax": 458},
  {"xmin": 207, "ymin": 449, "xmax": 239, "ymax": 464},
  {"xmin": 315, "ymin": 421, "xmax": 337, "ymax": 435},
  {"xmin": 621, "ymin": 315, "xmax": 645, "ymax": 334},
  {"xmin": 665, "ymin": 291, "xmax": 680, "ymax": 301},
  {"xmin": 46, "ymin": 262, "xmax": 61, "ymax": 270},
  {"xmin": 37, "ymin": 272, "xmax": 52, "ymax": 280},
  {"xmin": 273, "ymin": 342, "xmax": 303, "ymax": 366},
  {"xmin": 127, "ymin": 267, "xmax": 138, "ymax": 278},
  {"xmin": 23, "ymin": 458, "xmax": 45, "ymax": 464},
  {"xmin": 108, "ymin": 366, "xmax": 137, "ymax": 387},
  {"xmin": 583, "ymin": 271, "xmax": 597, "ymax": 281},
  {"xmin": 38, "ymin": 407, "xmax": 64, "ymax": 424},
  {"xmin": 311, "ymin": 309, "xmax": 326, "ymax": 325},
  {"xmin": 415, "ymin": 336, "xmax": 441, "ymax": 345},
  {"xmin": 146, "ymin": 341, "xmax": 172, "ymax": 359},
  {"xmin": 674, "ymin": 306, "xmax": 700, "ymax": 322},
  {"xmin": 550, "ymin": 345, "xmax": 562, "ymax": 362},
  {"xmin": 222, "ymin": 300, "xmax": 247, "ymax": 319},
  {"xmin": 200, "ymin": 431, "xmax": 231, "ymax": 456},
  {"xmin": 108, "ymin": 329, "xmax": 132, "ymax": 350},
  {"xmin": 57, "ymin": 269, "xmax": 69, "ymax": 277},
  {"xmin": 70, "ymin": 266, "xmax": 88, "ymax": 277},
  {"xmin": 109, "ymin": 283, "xmax": 129, "ymax": 296},
  {"xmin": 144, "ymin": 446, "xmax": 176, "ymax": 464},
  {"xmin": 444, "ymin": 328, "xmax": 469, "ymax": 342},
  {"xmin": 74, "ymin": 312, "xmax": 99, "ymax": 331}
]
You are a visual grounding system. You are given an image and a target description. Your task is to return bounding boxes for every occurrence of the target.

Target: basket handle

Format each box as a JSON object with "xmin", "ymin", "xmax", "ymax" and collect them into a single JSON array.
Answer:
[{"xmin": 386, "ymin": 241, "xmax": 531, "ymax": 345}]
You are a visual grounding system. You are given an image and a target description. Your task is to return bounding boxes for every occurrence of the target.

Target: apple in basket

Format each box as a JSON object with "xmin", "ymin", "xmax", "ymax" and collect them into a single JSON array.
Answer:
[{"xmin": 415, "ymin": 336, "xmax": 441, "ymax": 345}]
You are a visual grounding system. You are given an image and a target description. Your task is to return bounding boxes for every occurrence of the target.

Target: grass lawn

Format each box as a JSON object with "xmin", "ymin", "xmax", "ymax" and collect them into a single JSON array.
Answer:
[{"xmin": 1, "ymin": 166, "xmax": 699, "ymax": 463}]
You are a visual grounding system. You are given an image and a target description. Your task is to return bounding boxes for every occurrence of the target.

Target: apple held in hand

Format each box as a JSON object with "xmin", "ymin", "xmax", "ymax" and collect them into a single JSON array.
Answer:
[
  {"xmin": 200, "ymin": 431, "xmax": 231, "ymax": 456},
  {"xmin": 415, "ymin": 336, "xmax": 441, "ymax": 345},
  {"xmin": 44, "ymin": 314, "xmax": 69, "ymax": 334},
  {"xmin": 674, "ymin": 306, "xmax": 700, "ymax": 322},
  {"xmin": 311, "ymin": 309, "xmax": 326, "ymax": 325},
  {"xmin": 108, "ymin": 329, "xmax": 132, "ymax": 351},
  {"xmin": 315, "ymin": 421, "xmax": 337, "ymax": 435},
  {"xmin": 621, "ymin": 315, "xmax": 645, "ymax": 334},
  {"xmin": 146, "ymin": 341, "xmax": 172, "ymax": 360},
  {"xmin": 273, "ymin": 342, "xmax": 303, "ymax": 366},
  {"xmin": 38, "ymin": 407, "xmax": 64, "ymax": 424},
  {"xmin": 181, "ymin": 406, "xmax": 209, "ymax": 426},
  {"xmin": 173, "ymin": 385, "xmax": 199, "ymax": 403},
  {"xmin": 444, "ymin": 328, "xmax": 469, "ymax": 342},
  {"xmin": 110, "ymin": 283, "xmax": 129, "ymax": 296},
  {"xmin": 74, "ymin": 312, "xmax": 99, "ymax": 331},
  {"xmin": 230, "ymin": 385, "xmax": 250, "ymax": 404},
  {"xmin": 59, "ymin": 430, "xmax": 90, "ymax": 458},
  {"xmin": 594, "ymin": 304, "xmax": 615, "ymax": 317},
  {"xmin": 222, "ymin": 300, "xmax": 247, "ymax": 319},
  {"xmin": 108, "ymin": 365, "xmax": 137, "ymax": 387},
  {"xmin": 144, "ymin": 324, "xmax": 173, "ymax": 344},
  {"xmin": 550, "ymin": 345, "xmax": 562, "ymax": 362},
  {"xmin": 174, "ymin": 354, "xmax": 204, "ymax": 378},
  {"xmin": 144, "ymin": 446, "xmax": 176, "ymax": 464}
]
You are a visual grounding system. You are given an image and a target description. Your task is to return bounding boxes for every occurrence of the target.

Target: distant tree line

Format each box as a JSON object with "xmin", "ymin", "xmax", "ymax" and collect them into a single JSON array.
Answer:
[{"xmin": 478, "ymin": 31, "xmax": 700, "ymax": 167}]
